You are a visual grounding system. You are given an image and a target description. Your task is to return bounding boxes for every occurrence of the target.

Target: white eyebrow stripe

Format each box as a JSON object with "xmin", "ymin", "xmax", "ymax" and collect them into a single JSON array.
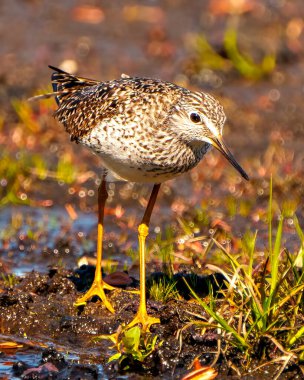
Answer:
[{"xmin": 200, "ymin": 114, "xmax": 219, "ymax": 136}]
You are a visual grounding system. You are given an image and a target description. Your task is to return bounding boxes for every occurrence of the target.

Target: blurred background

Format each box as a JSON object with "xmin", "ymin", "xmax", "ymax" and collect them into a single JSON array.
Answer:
[{"xmin": 0, "ymin": 0, "xmax": 304, "ymax": 275}]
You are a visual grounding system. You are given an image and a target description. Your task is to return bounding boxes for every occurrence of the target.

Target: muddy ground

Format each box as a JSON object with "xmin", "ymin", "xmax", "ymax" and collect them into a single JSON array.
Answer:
[
  {"xmin": 1, "ymin": 268, "xmax": 303, "ymax": 380},
  {"xmin": 1, "ymin": 0, "xmax": 304, "ymax": 379}
]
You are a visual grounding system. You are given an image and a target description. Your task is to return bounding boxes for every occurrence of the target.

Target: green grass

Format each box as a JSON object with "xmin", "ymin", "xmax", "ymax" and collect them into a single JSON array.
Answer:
[
  {"xmin": 149, "ymin": 277, "xmax": 179, "ymax": 303},
  {"xmin": 1, "ymin": 273, "xmax": 19, "ymax": 288},
  {"xmin": 188, "ymin": 24, "xmax": 276, "ymax": 80},
  {"xmin": 224, "ymin": 27, "xmax": 276, "ymax": 80},
  {"xmin": 178, "ymin": 183, "xmax": 304, "ymax": 376}
]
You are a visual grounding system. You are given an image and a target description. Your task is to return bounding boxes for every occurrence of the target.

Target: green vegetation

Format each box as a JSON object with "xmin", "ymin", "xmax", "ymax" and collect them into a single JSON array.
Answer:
[
  {"xmin": 100, "ymin": 183, "xmax": 304, "ymax": 377},
  {"xmin": 96, "ymin": 326, "xmax": 162, "ymax": 370},
  {"xmin": 189, "ymin": 25, "xmax": 276, "ymax": 80},
  {"xmin": 224, "ymin": 28, "xmax": 276, "ymax": 80},
  {"xmin": 149, "ymin": 277, "xmax": 179, "ymax": 303},
  {"xmin": 177, "ymin": 186, "xmax": 304, "ymax": 377},
  {"xmin": 1, "ymin": 273, "xmax": 19, "ymax": 288},
  {"xmin": 0, "ymin": 98, "xmax": 81, "ymax": 207}
]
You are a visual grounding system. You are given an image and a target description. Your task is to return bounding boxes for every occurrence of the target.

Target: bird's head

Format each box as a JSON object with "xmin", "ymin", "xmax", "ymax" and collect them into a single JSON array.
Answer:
[{"xmin": 169, "ymin": 90, "xmax": 249, "ymax": 180}]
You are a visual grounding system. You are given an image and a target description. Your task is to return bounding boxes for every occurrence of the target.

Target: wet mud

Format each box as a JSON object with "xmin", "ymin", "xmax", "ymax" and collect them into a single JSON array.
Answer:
[{"xmin": 0, "ymin": 268, "xmax": 302, "ymax": 379}]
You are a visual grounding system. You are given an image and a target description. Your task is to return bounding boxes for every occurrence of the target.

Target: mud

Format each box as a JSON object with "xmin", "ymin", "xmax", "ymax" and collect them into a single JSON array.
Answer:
[{"xmin": 0, "ymin": 268, "xmax": 301, "ymax": 379}]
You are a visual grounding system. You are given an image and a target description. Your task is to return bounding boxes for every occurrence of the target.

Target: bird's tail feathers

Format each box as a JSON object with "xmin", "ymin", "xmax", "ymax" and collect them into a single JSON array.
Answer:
[{"xmin": 29, "ymin": 65, "xmax": 99, "ymax": 105}]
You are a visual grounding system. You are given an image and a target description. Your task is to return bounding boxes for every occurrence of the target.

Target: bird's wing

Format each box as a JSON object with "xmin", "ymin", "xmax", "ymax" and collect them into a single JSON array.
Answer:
[{"xmin": 30, "ymin": 68, "xmax": 182, "ymax": 142}]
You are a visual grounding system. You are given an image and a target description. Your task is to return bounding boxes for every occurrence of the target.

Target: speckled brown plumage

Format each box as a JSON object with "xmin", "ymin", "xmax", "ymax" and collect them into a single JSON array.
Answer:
[
  {"xmin": 50, "ymin": 66, "xmax": 181, "ymax": 142},
  {"xmin": 36, "ymin": 65, "xmax": 248, "ymax": 183}
]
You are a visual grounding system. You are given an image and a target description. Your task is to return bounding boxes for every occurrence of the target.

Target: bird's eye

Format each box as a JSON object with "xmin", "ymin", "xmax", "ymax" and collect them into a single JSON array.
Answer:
[{"xmin": 190, "ymin": 112, "xmax": 201, "ymax": 123}]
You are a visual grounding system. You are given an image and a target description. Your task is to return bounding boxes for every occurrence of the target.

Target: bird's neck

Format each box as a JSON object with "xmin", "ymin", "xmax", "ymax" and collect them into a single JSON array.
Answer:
[{"xmin": 189, "ymin": 140, "xmax": 211, "ymax": 157}]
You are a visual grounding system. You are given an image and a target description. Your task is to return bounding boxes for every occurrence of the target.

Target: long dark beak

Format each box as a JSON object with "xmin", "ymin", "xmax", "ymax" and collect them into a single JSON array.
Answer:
[{"xmin": 209, "ymin": 136, "xmax": 249, "ymax": 180}]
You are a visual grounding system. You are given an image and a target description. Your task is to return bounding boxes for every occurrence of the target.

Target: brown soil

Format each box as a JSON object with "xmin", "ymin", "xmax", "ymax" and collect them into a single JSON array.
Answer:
[{"xmin": 0, "ymin": 268, "xmax": 302, "ymax": 379}]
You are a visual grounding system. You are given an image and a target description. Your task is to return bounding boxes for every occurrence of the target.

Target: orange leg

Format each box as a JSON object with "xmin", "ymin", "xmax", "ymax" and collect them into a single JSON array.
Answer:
[
  {"xmin": 126, "ymin": 183, "xmax": 161, "ymax": 331},
  {"xmin": 74, "ymin": 175, "xmax": 115, "ymax": 312}
]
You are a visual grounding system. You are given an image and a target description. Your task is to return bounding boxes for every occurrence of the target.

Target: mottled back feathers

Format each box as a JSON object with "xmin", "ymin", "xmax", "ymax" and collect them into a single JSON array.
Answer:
[
  {"xmin": 30, "ymin": 66, "xmax": 236, "ymax": 183},
  {"xmin": 48, "ymin": 66, "xmax": 184, "ymax": 142}
]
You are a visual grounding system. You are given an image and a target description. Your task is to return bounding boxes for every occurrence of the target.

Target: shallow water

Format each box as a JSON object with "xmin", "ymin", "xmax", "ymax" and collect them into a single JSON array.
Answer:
[
  {"xmin": 0, "ymin": 350, "xmax": 41, "ymax": 379},
  {"xmin": 0, "ymin": 205, "xmax": 138, "ymax": 276},
  {"xmin": 0, "ymin": 343, "xmax": 108, "ymax": 379}
]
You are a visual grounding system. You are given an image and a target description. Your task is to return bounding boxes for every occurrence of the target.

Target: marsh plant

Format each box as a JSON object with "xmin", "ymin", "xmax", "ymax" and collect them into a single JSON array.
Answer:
[
  {"xmin": 96, "ymin": 325, "xmax": 162, "ymax": 370},
  {"xmin": 178, "ymin": 181, "xmax": 304, "ymax": 378}
]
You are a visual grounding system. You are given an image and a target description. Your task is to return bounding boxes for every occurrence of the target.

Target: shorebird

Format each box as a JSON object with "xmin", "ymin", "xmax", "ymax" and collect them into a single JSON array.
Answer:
[{"xmin": 33, "ymin": 66, "xmax": 248, "ymax": 331}]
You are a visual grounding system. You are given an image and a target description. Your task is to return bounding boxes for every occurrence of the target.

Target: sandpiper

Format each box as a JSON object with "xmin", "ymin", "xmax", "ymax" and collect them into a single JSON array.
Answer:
[{"xmin": 34, "ymin": 66, "xmax": 248, "ymax": 331}]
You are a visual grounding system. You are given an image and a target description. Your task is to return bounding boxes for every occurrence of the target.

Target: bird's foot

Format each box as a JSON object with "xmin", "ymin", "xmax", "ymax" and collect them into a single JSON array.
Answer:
[
  {"xmin": 74, "ymin": 279, "xmax": 116, "ymax": 313},
  {"xmin": 124, "ymin": 307, "xmax": 160, "ymax": 332}
]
